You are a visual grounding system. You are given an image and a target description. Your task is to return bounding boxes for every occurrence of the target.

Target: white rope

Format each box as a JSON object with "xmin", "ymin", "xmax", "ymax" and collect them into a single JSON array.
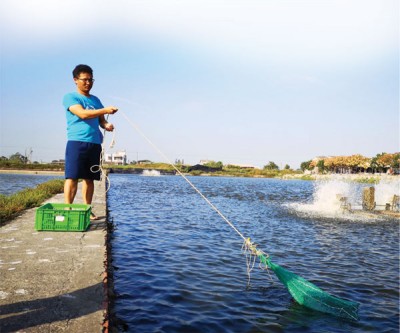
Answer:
[
  {"xmin": 242, "ymin": 240, "xmax": 257, "ymax": 285},
  {"xmin": 90, "ymin": 117, "xmax": 116, "ymax": 193},
  {"xmin": 115, "ymin": 108, "xmax": 360, "ymax": 321},
  {"xmin": 242, "ymin": 238, "xmax": 273, "ymax": 286},
  {"xmin": 120, "ymin": 110, "xmax": 247, "ymax": 242},
  {"xmin": 119, "ymin": 109, "xmax": 274, "ymax": 290}
]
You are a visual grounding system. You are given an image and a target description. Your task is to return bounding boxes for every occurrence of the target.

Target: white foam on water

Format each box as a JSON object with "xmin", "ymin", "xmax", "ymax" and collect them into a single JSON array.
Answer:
[
  {"xmin": 287, "ymin": 177, "xmax": 399, "ymax": 221},
  {"xmin": 374, "ymin": 179, "xmax": 400, "ymax": 207},
  {"xmin": 142, "ymin": 169, "xmax": 161, "ymax": 177}
]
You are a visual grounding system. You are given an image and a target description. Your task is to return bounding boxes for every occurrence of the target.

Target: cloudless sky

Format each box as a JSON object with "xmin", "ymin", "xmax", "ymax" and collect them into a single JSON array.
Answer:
[{"xmin": 0, "ymin": 0, "xmax": 398, "ymax": 169}]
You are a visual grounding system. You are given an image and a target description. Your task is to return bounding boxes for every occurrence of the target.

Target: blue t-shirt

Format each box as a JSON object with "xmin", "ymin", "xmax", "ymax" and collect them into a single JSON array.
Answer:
[{"xmin": 63, "ymin": 92, "xmax": 104, "ymax": 144}]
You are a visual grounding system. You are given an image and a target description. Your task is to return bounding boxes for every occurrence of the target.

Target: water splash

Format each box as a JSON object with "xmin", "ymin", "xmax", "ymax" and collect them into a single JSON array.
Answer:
[
  {"xmin": 142, "ymin": 169, "xmax": 161, "ymax": 177},
  {"xmin": 287, "ymin": 177, "xmax": 399, "ymax": 220},
  {"xmin": 288, "ymin": 179, "xmax": 356, "ymax": 218},
  {"xmin": 374, "ymin": 179, "xmax": 400, "ymax": 208}
]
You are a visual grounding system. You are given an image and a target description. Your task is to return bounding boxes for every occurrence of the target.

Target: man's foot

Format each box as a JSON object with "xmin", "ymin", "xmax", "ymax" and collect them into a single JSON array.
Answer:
[{"xmin": 90, "ymin": 212, "xmax": 99, "ymax": 221}]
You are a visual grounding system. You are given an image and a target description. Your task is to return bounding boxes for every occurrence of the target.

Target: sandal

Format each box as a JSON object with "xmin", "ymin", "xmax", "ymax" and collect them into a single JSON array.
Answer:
[{"xmin": 90, "ymin": 212, "xmax": 99, "ymax": 221}]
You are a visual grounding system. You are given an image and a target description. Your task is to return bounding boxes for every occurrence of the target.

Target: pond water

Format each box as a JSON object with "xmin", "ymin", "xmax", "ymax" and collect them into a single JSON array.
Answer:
[
  {"xmin": 108, "ymin": 174, "xmax": 399, "ymax": 333},
  {"xmin": 0, "ymin": 173, "xmax": 63, "ymax": 196}
]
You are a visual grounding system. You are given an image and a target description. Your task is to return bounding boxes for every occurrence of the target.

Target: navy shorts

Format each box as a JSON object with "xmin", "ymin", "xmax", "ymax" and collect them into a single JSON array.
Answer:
[{"xmin": 65, "ymin": 141, "xmax": 102, "ymax": 180}]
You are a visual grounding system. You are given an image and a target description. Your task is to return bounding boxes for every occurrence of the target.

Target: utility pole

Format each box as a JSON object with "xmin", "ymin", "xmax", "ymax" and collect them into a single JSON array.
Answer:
[{"xmin": 24, "ymin": 147, "xmax": 33, "ymax": 164}]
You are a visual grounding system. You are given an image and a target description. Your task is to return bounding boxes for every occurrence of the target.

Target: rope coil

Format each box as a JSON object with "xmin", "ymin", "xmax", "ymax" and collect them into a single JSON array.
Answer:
[
  {"xmin": 242, "ymin": 238, "xmax": 273, "ymax": 286},
  {"xmin": 90, "ymin": 116, "xmax": 116, "ymax": 193}
]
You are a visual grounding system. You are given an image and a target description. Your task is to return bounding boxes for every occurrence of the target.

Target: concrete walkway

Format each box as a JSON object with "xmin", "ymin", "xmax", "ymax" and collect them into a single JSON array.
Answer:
[{"xmin": 0, "ymin": 179, "xmax": 109, "ymax": 333}]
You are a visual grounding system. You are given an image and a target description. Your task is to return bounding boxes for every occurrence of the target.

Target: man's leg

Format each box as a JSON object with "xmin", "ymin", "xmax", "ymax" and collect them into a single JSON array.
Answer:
[
  {"xmin": 82, "ymin": 179, "xmax": 95, "ymax": 205},
  {"xmin": 82, "ymin": 179, "xmax": 98, "ymax": 220},
  {"xmin": 64, "ymin": 179, "xmax": 78, "ymax": 204}
]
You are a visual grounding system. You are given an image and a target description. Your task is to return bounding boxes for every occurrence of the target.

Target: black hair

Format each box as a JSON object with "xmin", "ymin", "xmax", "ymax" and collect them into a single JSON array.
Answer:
[{"xmin": 72, "ymin": 64, "xmax": 93, "ymax": 78}]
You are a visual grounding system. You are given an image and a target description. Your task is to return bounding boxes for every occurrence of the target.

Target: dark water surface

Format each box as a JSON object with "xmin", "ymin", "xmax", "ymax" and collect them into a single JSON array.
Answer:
[
  {"xmin": 0, "ymin": 173, "xmax": 63, "ymax": 195},
  {"xmin": 108, "ymin": 174, "xmax": 399, "ymax": 333}
]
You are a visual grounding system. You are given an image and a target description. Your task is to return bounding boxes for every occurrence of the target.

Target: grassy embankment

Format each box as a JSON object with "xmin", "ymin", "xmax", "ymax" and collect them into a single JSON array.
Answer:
[
  {"xmin": 0, "ymin": 179, "xmax": 65, "ymax": 223},
  {"xmin": 106, "ymin": 163, "xmax": 384, "ymax": 183},
  {"xmin": 1, "ymin": 160, "xmax": 385, "ymax": 183},
  {"xmin": 0, "ymin": 161, "xmax": 64, "ymax": 172},
  {"xmin": 107, "ymin": 163, "xmax": 303, "ymax": 178}
]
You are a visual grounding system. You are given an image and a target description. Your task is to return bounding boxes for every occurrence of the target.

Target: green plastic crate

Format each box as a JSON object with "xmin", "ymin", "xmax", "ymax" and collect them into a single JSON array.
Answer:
[{"xmin": 35, "ymin": 203, "xmax": 91, "ymax": 231}]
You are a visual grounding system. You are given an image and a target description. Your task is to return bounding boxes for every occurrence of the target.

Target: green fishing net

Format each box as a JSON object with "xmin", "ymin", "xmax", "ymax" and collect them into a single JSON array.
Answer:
[
  {"xmin": 262, "ymin": 255, "xmax": 359, "ymax": 320},
  {"xmin": 244, "ymin": 239, "xmax": 359, "ymax": 321}
]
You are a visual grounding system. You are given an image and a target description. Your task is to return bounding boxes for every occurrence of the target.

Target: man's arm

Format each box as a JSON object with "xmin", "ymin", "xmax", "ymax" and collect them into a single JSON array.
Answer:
[
  {"xmin": 69, "ymin": 104, "xmax": 118, "ymax": 119},
  {"xmin": 99, "ymin": 115, "xmax": 107, "ymax": 128},
  {"xmin": 99, "ymin": 115, "xmax": 115, "ymax": 131}
]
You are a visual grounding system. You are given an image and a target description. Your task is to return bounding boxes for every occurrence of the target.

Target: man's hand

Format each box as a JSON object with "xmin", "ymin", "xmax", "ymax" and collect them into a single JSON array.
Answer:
[
  {"xmin": 105, "ymin": 106, "xmax": 118, "ymax": 115},
  {"xmin": 104, "ymin": 123, "xmax": 115, "ymax": 131}
]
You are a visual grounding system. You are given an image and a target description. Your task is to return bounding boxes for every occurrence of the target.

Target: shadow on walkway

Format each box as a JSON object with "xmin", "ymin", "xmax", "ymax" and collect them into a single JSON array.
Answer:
[{"xmin": 0, "ymin": 283, "xmax": 103, "ymax": 332}]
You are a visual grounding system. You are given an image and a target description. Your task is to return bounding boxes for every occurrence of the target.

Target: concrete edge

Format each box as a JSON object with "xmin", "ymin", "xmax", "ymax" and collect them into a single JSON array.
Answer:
[{"xmin": 102, "ymin": 182, "xmax": 118, "ymax": 333}]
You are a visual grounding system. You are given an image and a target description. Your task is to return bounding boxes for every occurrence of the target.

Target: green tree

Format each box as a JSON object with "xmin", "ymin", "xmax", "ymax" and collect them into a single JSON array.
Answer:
[
  {"xmin": 317, "ymin": 159, "xmax": 325, "ymax": 173},
  {"xmin": 204, "ymin": 161, "xmax": 223, "ymax": 169},
  {"xmin": 263, "ymin": 161, "xmax": 279, "ymax": 170},
  {"xmin": 371, "ymin": 152, "xmax": 388, "ymax": 172},
  {"xmin": 9, "ymin": 152, "xmax": 28, "ymax": 164},
  {"xmin": 284, "ymin": 164, "xmax": 290, "ymax": 170},
  {"xmin": 300, "ymin": 160, "xmax": 312, "ymax": 172},
  {"xmin": 393, "ymin": 153, "xmax": 400, "ymax": 169}
]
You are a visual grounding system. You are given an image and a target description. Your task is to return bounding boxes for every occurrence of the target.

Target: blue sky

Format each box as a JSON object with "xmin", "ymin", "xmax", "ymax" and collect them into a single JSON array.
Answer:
[{"xmin": 0, "ymin": 0, "xmax": 398, "ymax": 168}]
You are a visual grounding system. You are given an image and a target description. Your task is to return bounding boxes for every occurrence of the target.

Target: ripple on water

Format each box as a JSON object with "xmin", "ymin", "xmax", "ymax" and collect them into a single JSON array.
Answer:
[{"xmin": 109, "ymin": 174, "xmax": 399, "ymax": 333}]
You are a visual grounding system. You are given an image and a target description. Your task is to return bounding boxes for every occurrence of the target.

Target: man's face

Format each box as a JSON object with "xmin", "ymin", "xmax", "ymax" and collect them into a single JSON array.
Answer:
[{"xmin": 74, "ymin": 72, "xmax": 94, "ymax": 95}]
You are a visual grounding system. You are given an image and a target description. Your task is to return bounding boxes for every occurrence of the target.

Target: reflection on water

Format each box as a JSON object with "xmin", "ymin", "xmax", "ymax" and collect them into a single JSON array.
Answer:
[{"xmin": 108, "ymin": 175, "xmax": 399, "ymax": 333}]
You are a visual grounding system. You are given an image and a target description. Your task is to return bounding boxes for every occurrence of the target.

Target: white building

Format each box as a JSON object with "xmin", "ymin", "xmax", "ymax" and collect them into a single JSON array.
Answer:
[{"xmin": 104, "ymin": 151, "xmax": 127, "ymax": 165}]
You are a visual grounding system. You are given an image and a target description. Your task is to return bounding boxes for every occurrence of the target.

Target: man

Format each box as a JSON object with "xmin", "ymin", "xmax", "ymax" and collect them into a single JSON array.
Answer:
[{"xmin": 63, "ymin": 64, "xmax": 118, "ymax": 219}]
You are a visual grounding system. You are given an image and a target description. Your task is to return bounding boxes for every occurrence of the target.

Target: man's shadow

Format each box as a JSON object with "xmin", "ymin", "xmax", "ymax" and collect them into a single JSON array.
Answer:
[{"xmin": 0, "ymin": 283, "xmax": 103, "ymax": 332}]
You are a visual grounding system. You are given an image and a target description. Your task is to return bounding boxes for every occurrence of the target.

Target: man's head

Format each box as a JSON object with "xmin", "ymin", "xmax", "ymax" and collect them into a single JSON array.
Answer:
[
  {"xmin": 73, "ymin": 64, "xmax": 94, "ymax": 96},
  {"xmin": 72, "ymin": 64, "xmax": 93, "ymax": 78}
]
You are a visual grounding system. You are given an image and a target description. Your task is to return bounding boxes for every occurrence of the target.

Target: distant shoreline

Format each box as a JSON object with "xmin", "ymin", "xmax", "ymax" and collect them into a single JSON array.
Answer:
[
  {"xmin": 0, "ymin": 168, "xmax": 398, "ymax": 183},
  {"xmin": 0, "ymin": 169, "xmax": 64, "ymax": 176}
]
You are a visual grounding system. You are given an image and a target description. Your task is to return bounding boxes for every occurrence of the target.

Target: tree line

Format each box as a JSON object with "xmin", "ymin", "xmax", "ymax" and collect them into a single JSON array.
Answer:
[
  {"xmin": 300, "ymin": 152, "xmax": 399, "ymax": 174},
  {"xmin": 0, "ymin": 152, "xmax": 63, "ymax": 170},
  {"xmin": 1, "ymin": 151, "xmax": 399, "ymax": 174}
]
